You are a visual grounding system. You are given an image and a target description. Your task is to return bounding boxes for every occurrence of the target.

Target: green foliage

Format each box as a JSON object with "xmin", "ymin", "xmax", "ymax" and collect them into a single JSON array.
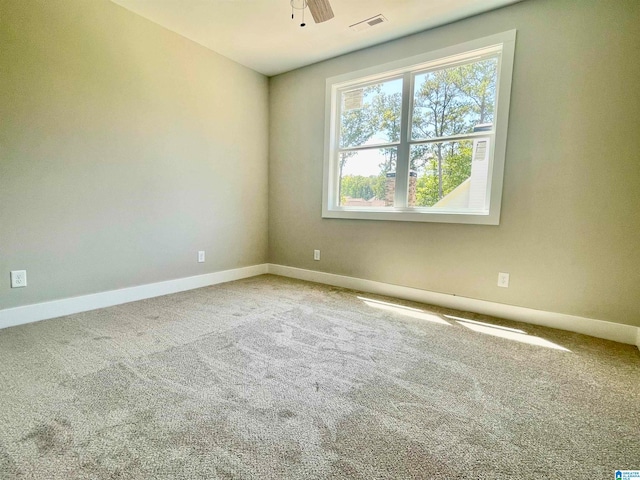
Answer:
[
  {"xmin": 415, "ymin": 174, "xmax": 440, "ymax": 207},
  {"xmin": 410, "ymin": 59, "xmax": 496, "ymax": 205},
  {"xmin": 412, "ymin": 70, "xmax": 471, "ymax": 140},
  {"xmin": 340, "ymin": 85, "xmax": 402, "ymax": 174},
  {"xmin": 339, "ymin": 58, "xmax": 496, "ymax": 207},
  {"xmin": 371, "ymin": 90, "xmax": 402, "ymax": 173},
  {"xmin": 414, "ymin": 143, "xmax": 472, "ymax": 206},
  {"xmin": 412, "ymin": 58, "xmax": 497, "ymax": 140},
  {"xmin": 340, "ymin": 174, "xmax": 386, "ymax": 202},
  {"xmin": 341, "ymin": 175, "xmax": 374, "ymax": 200},
  {"xmin": 443, "ymin": 143, "xmax": 473, "ymax": 192},
  {"xmin": 371, "ymin": 174, "xmax": 386, "ymax": 200},
  {"xmin": 453, "ymin": 59, "xmax": 497, "ymax": 125}
]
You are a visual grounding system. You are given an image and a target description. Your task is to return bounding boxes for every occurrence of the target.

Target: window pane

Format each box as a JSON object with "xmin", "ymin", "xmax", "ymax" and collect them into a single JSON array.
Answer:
[
  {"xmin": 340, "ymin": 78, "xmax": 403, "ymax": 148},
  {"xmin": 409, "ymin": 139, "xmax": 489, "ymax": 210},
  {"xmin": 339, "ymin": 148, "xmax": 397, "ymax": 207},
  {"xmin": 411, "ymin": 58, "xmax": 497, "ymax": 140}
]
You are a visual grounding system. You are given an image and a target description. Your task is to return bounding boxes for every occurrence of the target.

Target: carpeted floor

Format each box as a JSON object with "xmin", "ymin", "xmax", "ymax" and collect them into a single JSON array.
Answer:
[{"xmin": 0, "ymin": 274, "xmax": 638, "ymax": 479}]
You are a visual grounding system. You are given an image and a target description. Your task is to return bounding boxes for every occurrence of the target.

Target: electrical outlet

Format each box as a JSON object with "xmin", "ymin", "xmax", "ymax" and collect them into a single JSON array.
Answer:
[
  {"xmin": 198, "ymin": 251, "xmax": 205, "ymax": 263},
  {"xmin": 10, "ymin": 270, "xmax": 27, "ymax": 288},
  {"xmin": 497, "ymin": 272, "xmax": 510, "ymax": 288},
  {"xmin": 313, "ymin": 250, "xmax": 320, "ymax": 261}
]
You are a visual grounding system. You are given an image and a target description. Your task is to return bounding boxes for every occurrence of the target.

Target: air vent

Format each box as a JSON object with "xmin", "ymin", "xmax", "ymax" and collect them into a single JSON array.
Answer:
[{"xmin": 349, "ymin": 14, "xmax": 388, "ymax": 32}]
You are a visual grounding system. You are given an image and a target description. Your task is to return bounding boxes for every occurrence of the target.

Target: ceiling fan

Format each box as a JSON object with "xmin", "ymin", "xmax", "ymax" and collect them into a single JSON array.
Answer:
[{"xmin": 290, "ymin": 0, "xmax": 334, "ymax": 27}]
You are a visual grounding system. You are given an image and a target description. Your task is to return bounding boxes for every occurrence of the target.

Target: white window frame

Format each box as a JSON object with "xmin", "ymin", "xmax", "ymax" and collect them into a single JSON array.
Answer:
[{"xmin": 322, "ymin": 30, "xmax": 516, "ymax": 225}]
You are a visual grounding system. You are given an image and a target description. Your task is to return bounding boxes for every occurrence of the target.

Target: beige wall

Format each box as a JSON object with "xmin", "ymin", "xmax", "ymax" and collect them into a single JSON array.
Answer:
[
  {"xmin": 269, "ymin": 0, "xmax": 640, "ymax": 327},
  {"xmin": 2, "ymin": 0, "xmax": 639, "ymax": 329},
  {"xmin": 0, "ymin": 0, "xmax": 269, "ymax": 309}
]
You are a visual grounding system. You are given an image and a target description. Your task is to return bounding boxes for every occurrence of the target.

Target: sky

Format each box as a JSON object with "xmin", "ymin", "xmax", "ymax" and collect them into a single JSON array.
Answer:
[{"xmin": 341, "ymin": 140, "xmax": 390, "ymax": 177}]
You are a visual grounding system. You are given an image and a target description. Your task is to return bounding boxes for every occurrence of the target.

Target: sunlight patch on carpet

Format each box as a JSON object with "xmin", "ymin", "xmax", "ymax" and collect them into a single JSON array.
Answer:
[
  {"xmin": 452, "ymin": 318, "xmax": 571, "ymax": 352},
  {"xmin": 358, "ymin": 296, "xmax": 451, "ymax": 325}
]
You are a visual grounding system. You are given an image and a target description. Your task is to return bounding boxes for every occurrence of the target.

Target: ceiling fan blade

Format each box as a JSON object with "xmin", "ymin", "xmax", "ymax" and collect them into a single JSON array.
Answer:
[{"xmin": 307, "ymin": 0, "xmax": 334, "ymax": 23}]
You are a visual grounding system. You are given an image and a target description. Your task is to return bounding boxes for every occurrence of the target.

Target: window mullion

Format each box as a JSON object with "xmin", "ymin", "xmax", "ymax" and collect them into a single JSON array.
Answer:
[
  {"xmin": 409, "ymin": 130, "xmax": 496, "ymax": 146},
  {"xmin": 338, "ymin": 142, "xmax": 400, "ymax": 153},
  {"xmin": 394, "ymin": 72, "xmax": 412, "ymax": 208}
]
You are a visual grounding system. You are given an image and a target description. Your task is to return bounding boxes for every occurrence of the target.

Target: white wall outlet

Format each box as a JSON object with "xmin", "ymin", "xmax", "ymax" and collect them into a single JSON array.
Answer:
[
  {"xmin": 10, "ymin": 270, "xmax": 27, "ymax": 288},
  {"xmin": 497, "ymin": 272, "xmax": 510, "ymax": 288},
  {"xmin": 198, "ymin": 251, "xmax": 205, "ymax": 263},
  {"xmin": 313, "ymin": 249, "xmax": 320, "ymax": 261}
]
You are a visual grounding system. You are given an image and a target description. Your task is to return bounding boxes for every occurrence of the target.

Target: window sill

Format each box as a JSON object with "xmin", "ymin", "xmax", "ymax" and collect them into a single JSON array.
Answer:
[{"xmin": 321, "ymin": 207, "xmax": 499, "ymax": 225}]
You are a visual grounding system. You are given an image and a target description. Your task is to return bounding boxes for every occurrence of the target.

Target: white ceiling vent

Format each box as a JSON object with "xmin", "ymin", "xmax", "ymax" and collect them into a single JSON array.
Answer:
[{"xmin": 349, "ymin": 15, "xmax": 388, "ymax": 32}]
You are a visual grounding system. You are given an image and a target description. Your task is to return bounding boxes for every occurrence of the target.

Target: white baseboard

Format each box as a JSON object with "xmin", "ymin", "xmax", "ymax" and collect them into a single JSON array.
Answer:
[
  {"xmin": 2, "ymin": 262, "xmax": 638, "ymax": 349},
  {"xmin": 0, "ymin": 264, "xmax": 268, "ymax": 330},
  {"xmin": 267, "ymin": 264, "xmax": 640, "ymax": 347}
]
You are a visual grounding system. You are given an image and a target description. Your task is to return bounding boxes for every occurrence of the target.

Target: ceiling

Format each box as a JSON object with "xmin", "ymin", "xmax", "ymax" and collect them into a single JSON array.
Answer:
[{"xmin": 110, "ymin": 0, "xmax": 523, "ymax": 76}]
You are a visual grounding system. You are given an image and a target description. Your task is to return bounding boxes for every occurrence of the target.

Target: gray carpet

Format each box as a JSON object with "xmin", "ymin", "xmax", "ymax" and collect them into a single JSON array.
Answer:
[{"xmin": 0, "ymin": 274, "xmax": 638, "ymax": 479}]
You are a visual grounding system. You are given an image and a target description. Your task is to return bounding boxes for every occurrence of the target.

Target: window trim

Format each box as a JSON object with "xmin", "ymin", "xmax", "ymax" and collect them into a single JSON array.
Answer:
[{"xmin": 322, "ymin": 30, "xmax": 516, "ymax": 225}]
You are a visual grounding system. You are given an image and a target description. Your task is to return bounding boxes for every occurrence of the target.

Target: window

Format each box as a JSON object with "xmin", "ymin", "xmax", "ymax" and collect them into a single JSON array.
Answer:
[{"xmin": 322, "ymin": 31, "xmax": 516, "ymax": 224}]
